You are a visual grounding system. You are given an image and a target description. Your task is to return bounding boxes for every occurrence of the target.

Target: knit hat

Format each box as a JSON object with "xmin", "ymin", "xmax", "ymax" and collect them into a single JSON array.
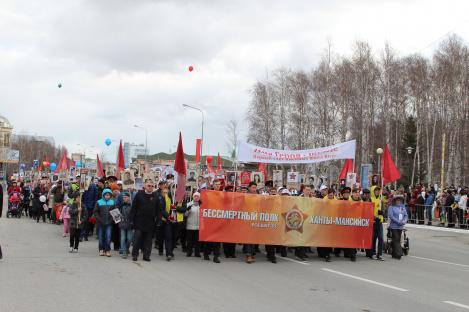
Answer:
[
  {"xmin": 110, "ymin": 183, "xmax": 120, "ymax": 191},
  {"xmin": 122, "ymin": 191, "xmax": 130, "ymax": 197}
]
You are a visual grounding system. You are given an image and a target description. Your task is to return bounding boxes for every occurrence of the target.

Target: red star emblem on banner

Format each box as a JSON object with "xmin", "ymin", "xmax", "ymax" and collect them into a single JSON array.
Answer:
[{"xmin": 281, "ymin": 205, "xmax": 308, "ymax": 233}]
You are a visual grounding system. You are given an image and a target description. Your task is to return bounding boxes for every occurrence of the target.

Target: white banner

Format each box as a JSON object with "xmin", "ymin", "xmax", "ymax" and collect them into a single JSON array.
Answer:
[{"xmin": 236, "ymin": 140, "xmax": 356, "ymax": 164}]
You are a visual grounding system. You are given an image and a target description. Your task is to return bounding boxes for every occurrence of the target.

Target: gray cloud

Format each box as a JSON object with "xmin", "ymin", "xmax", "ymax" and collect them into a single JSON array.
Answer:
[{"xmin": 1, "ymin": 0, "xmax": 468, "ymax": 160}]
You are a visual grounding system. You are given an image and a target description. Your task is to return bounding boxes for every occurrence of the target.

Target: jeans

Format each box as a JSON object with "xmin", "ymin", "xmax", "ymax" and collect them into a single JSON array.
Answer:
[
  {"xmin": 120, "ymin": 228, "xmax": 134, "ymax": 254},
  {"xmin": 425, "ymin": 205, "xmax": 433, "ymax": 223},
  {"xmin": 97, "ymin": 224, "xmax": 112, "ymax": 252},
  {"xmin": 372, "ymin": 218, "xmax": 384, "ymax": 256}
]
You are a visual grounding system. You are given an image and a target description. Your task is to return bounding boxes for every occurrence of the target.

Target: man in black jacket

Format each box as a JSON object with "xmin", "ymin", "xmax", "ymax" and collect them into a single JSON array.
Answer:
[
  {"xmin": 445, "ymin": 189, "xmax": 456, "ymax": 228},
  {"xmin": 130, "ymin": 179, "xmax": 159, "ymax": 261}
]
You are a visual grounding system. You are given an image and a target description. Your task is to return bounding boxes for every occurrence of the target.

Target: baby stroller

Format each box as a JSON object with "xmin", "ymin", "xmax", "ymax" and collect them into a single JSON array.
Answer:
[
  {"xmin": 7, "ymin": 192, "xmax": 22, "ymax": 218},
  {"xmin": 384, "ymin": 228, "xmax": 409, "ymax": 256}
]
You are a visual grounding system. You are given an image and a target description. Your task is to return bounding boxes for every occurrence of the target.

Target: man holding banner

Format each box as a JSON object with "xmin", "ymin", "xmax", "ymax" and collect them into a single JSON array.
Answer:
[
  {"xmin": 243, "ymin": 182, "xmax": 259, "ymax": 264},
  {"xmin": 315, "ymin": 187, "xmax": 332, "ymax": 262},
  {"xmin": 199, "ymin": 183, "xmax": 374, "ymax": 262}
]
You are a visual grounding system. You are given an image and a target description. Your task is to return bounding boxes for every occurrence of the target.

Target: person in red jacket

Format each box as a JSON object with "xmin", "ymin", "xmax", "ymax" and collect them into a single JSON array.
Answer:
[{"xmin": 7, "ymin": 181, "xmax": 21, "ymax": 195}]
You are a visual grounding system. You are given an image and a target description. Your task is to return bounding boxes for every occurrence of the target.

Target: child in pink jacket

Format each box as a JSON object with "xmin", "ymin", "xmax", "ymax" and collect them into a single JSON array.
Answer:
[{"xmin": 60, "ymin": 205, "xmax": 71, "ymax": 237}]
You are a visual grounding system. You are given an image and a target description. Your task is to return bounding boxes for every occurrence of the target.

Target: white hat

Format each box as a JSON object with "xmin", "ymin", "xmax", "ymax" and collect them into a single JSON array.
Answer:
[
  {"xmin": 117, "ymin": 180, "xmax": 123, "ymax": 185},
  {"xmin": 280, "ymin": 189, "xmax": 291, "ymax": 195},
  {"xmin": 39, "ymin": 195, "xmax": 47, "ymax": 203},
  {"xmin": 193, "ymin": 192, "xmax": 201, "ymax": 198},
  {"xmin": 319, "ymin": 185, "xmax": 328, "ymax": 191}
]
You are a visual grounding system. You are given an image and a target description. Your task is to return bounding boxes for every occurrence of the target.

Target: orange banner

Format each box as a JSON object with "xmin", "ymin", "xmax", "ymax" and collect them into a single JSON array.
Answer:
[{"xmin": 199, "ymin": 191, "xmax": 374, "ymax": 248}]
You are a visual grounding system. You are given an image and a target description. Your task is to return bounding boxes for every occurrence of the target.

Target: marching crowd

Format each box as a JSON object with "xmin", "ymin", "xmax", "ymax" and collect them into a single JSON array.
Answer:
[{"xmin": 1, "ymin": 173, "xmax": 466, "ymax": 265}]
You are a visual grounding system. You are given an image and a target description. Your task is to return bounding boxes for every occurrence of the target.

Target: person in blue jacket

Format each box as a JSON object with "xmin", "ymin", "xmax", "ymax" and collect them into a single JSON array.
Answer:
[
  {"xmin": 81, "ymin": 181, "xmax": 100, "ymax": 241},
  {"xmin": 388, "ymin": 195, "xmax": 408, "ymax": 260},
  {"xmin": 93, "ymin": 189, "xmax": 115, "ymax": 257},
  {"xmin": 425, "ymin": 187, "xmax": 436, "ymax": 226}
]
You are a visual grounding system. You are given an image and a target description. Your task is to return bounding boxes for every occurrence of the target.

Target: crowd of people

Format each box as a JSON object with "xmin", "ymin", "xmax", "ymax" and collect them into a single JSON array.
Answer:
[
  {"xmin": 3, "ymin": 173, "xmax": 465, "ymax": 264},
  {"xmin": 405, "ymin": 185, "xmax": 468, "ymax": 228}
]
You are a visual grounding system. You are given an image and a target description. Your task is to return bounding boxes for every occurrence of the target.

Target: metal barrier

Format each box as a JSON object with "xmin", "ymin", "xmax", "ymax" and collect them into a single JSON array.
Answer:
[{"xmin": 409, "ymin": 204, "xmax": 468, "ymax": 229}]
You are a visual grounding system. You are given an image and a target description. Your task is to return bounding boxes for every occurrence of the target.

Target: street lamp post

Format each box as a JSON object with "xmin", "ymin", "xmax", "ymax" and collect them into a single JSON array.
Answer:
[
  {"xmin": 405, "ymin": 146, "xmax": 414, "ymax": 187},
  {"xmin": 182, "ymin": 104, "xmax": 205, "ymax": 163},
  {"xmin": 134, "ymin": 125, "xmax": 148, "ymax": 162}
]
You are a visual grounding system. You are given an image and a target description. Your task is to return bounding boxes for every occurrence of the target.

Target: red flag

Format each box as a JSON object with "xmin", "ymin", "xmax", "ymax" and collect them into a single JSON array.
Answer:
[
  {"xmin": 217, "ymin": 153, "xmax": 222, "ymax": 171},
  {"xmin": 116, "ymin": 140, "xmax": 125, "ymax": 179},
  {"xmin": 206, "ymin": 155, "xmax": 216, "ymax": 174},
  {"xmin": 57, "ymin": 150, "xmax": 68, "ymax": 172},
  {"xmin": 382, "ymin": 144, "xmax": 401, "ymax": 185},
  {"xmin": 258, "ymin": 163, "xmax": 268, "ymax": 180},
  {"xmin": 195, "ymin": 139, "xmax": 202, "ymax": 163},
  {"xmin": 96, "ymin": 154, "xmax": 105, "ymax": 178},
  {"xmin": 174, "ymin": 132, "xmax": 186, "ymax": 202},
  {"xmin": 339, "ymin": 159, "xmax": 354, "ymax": 180}
]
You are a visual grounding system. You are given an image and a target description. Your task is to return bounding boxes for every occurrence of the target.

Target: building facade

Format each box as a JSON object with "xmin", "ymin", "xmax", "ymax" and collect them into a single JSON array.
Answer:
[
  {"xmin": 0, "ymin": 115, "xmax": 14, "ymax": 180},
  {"xmin": 124, "ymin": 142, "xmax": 147, "ymax": 168}
]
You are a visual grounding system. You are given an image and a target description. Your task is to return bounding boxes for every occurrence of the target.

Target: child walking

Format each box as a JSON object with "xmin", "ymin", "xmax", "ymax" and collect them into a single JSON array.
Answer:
[
  {"xmin": 93, "ymin": 189, "xmax": 115, "ymax": 257},
  {"xmin": 69, "ymin": 192, "xmax": 85, "ymax": 253},
  {"xmin": 118, "ymin": 191, "xmax": 133, "ymax": 259},
  {"xmin": 60, "ymin": 204, "xmax": 71, "ymax": 237}
]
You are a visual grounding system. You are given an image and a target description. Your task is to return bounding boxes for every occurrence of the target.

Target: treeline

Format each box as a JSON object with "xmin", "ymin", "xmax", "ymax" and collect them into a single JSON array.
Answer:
[
  {"xmin": 11, "ymin": 135, "xmax": 66, "ymax": 171},
  {"xmin": 246, "ymin": 35, "xmax": 469, "ymax": 188}
]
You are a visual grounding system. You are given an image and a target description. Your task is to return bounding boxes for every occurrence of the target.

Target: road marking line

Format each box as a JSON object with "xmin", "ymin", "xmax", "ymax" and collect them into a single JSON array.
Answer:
[
  {"xmin": 321, "ymin": 268, "xmax": 409, "ymax": 292},
  {"xmin": 280, "ymin": 257, "xmax": 310, "ymax": 265},
  {"xmin": 443, "ymin": 301, "xmax": 469, "ymax": 310},
  {"xmin": 409, "ymin": 256, "xmax": 469, "ymax": 269},
  {"xmin": 261, "ymin": 252, "xmax": 311, "ymax": 265}
]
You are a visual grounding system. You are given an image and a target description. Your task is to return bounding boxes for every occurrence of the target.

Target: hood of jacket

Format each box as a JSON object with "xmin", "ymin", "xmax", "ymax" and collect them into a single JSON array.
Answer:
[{"xmin": 97, "ymin": 189, "xmax": 114, "ymax": 206}]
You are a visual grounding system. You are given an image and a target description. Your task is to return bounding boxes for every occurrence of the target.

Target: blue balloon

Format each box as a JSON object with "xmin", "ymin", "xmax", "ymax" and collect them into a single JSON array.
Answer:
[
  {"xmin": 105, "ymin": 138, "xmax": 112, "ymax": 146},
  {"xmin": 75, "ymin": 162, "xmax": 82, "ymax": 169},
  {"xmin": 50, "ymin": 163, "xmax": 57, "ymax": 171}
]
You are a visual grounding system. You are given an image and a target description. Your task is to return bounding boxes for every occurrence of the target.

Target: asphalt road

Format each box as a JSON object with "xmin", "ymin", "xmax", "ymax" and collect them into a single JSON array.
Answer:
[{"xmin": 1, "ymin": 196, "xmax": 469, "ymax": 312}]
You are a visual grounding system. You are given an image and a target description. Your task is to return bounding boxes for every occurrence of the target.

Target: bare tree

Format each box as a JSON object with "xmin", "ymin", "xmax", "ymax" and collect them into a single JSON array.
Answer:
[{"xmin": 245, "ymin": 35, "xmax": 469, "ymax": 186}]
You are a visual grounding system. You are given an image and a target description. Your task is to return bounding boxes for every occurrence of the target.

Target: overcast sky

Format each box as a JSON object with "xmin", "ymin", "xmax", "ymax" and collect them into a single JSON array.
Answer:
[{"xmin": 1, "ymin": 0, "xmax": 468, "ymax": 161}]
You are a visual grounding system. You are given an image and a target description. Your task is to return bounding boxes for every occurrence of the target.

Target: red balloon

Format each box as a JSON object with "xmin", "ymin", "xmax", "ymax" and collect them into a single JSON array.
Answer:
[{"xmin": 188, "ymin": 66, "xmax": 194, "ymax": 72}]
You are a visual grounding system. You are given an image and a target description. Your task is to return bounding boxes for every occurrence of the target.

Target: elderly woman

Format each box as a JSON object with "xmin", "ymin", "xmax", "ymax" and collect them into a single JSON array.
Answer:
[{"xmin": 387, "ymin": 195, "xmax": 408, "ymax": 260}]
